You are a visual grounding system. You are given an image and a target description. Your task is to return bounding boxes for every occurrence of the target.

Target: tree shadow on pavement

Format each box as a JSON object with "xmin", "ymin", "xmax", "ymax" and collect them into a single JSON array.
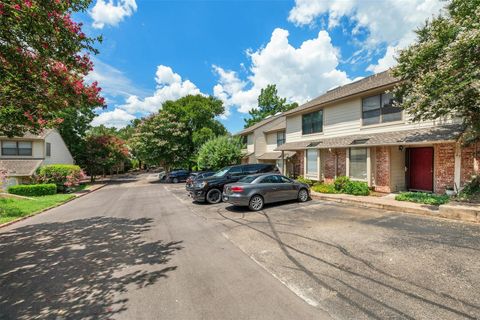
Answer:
[{"xmin": 0, "ymin": 217, "xmax": 183, "ymax": 320}]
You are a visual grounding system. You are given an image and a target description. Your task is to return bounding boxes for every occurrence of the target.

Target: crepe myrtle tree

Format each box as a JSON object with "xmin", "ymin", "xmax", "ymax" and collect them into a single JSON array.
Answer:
[
  {"xmin": 197, "ymin": 136, "xmax": 243, "ymax": 171},
  {"xmin": 84, "ymin": 134, "xmax": 129, "ymax": 181},
  {"xmin": 0, "ymin": 0, "xmax": 105, "ymax": 137},
  {"xmin": 130, "ymin": 110, "xmax": 189, "ymax": 171},
  {"xmin": 392, "ymin": 0, "xmax": 480, "ymax": 143}
]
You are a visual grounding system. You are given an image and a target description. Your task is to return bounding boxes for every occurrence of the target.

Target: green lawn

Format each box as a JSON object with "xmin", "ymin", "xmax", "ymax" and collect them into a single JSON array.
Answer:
[{"xmin": 0, "ymin": 194, "xmax": 75, "ymax": 225}]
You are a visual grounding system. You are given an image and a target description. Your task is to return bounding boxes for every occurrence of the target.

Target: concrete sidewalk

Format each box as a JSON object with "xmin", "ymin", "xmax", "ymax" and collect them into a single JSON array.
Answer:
[{"xmin": 310, "ymin": 191, "xmax": 480, "ymax": 223}]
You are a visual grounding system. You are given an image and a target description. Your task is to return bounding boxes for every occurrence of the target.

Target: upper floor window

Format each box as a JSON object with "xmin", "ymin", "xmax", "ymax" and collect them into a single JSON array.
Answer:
[
  {"xmin": 302, "ymin": 110, "xmax": 323, "ymax": 135},
  {"xmin": 1, "ymin": 141, "xmax": 32, "ymax": 156},
  {"xmin": 362, "ymin": 92, "xmax": 402, "ymax": 126},
  {"xmin": 277, "ymin": 131, "xmax": 285, "ymax": 146},
  {"xmin": 46, "ymin": 142, "xmax": 51, "ymax": 157}
]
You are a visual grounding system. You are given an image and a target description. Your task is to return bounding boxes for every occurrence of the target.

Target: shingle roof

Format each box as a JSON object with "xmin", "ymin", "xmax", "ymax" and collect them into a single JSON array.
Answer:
[
  {"xmin": 0, "ymin": 129, "xmax": 53, "ymax": 140},
  {"xmin": 257, "ymin": 151, "xmax": 296, "ymax": 160},
  {"xmin": 236, "ymin": 114, "xmax": 284, "ymax": 136},
  {"xmin": 263, "ymin": 120, "xmax": 286, "ymax": 133},
  {"xmin": 0, "ymin": 159, "xmax": 43, "ymax": 176},
  {"xmin": 275, "ymin": 124, "xmax": 464, "ymax": 151},
  {"xmin": 285, "ymin": 70, "xmax": 400, "ymax": 116}
]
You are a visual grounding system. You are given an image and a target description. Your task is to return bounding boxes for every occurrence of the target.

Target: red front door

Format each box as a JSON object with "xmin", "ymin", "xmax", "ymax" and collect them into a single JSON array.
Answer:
[{"xmin": 408, "ymin": 147, "xmax": 434, "ymax": 192}]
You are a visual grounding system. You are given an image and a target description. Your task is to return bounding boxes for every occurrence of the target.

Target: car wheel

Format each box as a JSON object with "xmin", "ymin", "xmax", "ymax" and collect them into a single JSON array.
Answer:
[
  {"xmin": 249, "ymin": 195, "xmax": 264, "ymax": 211},
  {"xmin": 206, "ymin": 189, "xmax": 222, "ymax": 204},
  {"xmin": 172, "ymin": 178, "xmax": 179, "ymax": 184},
  {"xmin": 298, "ymin": 188, "xmax": 309, "ymax": 202}
]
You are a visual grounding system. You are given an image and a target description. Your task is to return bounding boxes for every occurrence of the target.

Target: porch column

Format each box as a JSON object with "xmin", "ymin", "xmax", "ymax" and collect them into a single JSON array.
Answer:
[
  {"xmin": 454, "ymin": 142, "xmax": 461, "ymax": 191},
  {"xmin": 366, "ymin": 148, "xmax": 372, "ymax": 187},
  {"xmin": 281, "ymin": 150, "xmax": 285, "ymax": 175}
]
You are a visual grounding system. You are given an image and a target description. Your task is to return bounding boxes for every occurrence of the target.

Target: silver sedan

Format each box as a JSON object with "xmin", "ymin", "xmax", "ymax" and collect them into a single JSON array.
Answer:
[{"xmin": 223, "ymin": 174, "xmax": 310, "ymax": 211}]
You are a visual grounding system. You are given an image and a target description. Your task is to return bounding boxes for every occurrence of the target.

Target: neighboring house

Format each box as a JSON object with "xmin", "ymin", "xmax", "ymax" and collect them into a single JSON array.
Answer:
[
  {"xmin": 265, "ymin": 70, "xmax": 479, "ymax": 194},
  {"xmin": 237, "ymin": 113, "xmax": 296, "ymax": 175},
  {"xmin": 0, "ymin": 129, "xmax": 74, "ymax": 189}
]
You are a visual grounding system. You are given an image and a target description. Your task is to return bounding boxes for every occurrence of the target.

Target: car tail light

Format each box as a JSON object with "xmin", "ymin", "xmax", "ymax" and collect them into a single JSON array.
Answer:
[{"xmin": 231, "ymin": 186, "xmax": 244, "ymax": 193}]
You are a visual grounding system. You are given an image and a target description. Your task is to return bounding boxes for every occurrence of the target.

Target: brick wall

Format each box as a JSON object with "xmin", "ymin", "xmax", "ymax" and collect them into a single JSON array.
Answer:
[
  {"xmin": 324, "ymin": 148, "xmax": 347, "ymax": 183},
  {"xmin": 434, "ymin": 143, "xmax": 455, "ymax": 194},
  {"xmin": 375, "ymin": 146, "xmax": 391, "ymax": 193},
  {"xmin": 292, "ymin": 150, "xmax": 304, "ymax": 178},
  {"xmin": 461, "ymin": 142, "xmax": 480, "ymax": 186}
]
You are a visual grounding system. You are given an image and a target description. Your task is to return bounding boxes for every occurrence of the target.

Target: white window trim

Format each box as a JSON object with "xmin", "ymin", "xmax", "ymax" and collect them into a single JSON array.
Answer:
[
  {"xmin": 304, "ymin": 149, "xmax": 320, "ymax": 180},
  {"xmin": 347, "ymin": 147, "xmax": 371, "ymax": 186}
]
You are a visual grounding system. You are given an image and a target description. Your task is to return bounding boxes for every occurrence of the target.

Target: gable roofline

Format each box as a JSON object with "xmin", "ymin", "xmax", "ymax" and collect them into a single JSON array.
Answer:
[
  {"xmin": 284, "ymin": 70, "xmax": 400, "ymax": 117},
  {"xmin": 235, "ymin": 113, "xmax": 285, "ymax": 136}
]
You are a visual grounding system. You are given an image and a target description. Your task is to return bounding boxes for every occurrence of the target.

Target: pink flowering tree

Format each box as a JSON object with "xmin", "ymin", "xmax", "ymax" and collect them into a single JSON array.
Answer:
[{"xmin": 0, "ymin": 0, "xmax": 105, "ymax": 137}]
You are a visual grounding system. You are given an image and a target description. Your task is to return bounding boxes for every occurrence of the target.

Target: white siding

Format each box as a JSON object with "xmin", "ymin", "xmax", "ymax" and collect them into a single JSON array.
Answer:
[
  {"xmin": 390, "ymin": 146, "xmax": 406, "ymax": 192},
  {"xmin": 43, "ymin": 130, "xmax": 74, "ymax": 165},
  {"xmin": 266, "ymin": 132, "xmax": 277, "ymax": 152},
  {"xmin": 247, "ymin": 134, "xmax": 254, "ymax": 153},
  {"xmin": 285, "ymin": 95, "xmax": 456, "ymax": 144}
]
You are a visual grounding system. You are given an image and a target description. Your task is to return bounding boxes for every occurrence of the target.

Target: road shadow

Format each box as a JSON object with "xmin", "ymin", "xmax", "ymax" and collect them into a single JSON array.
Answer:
[{"xmin": 0, "ymin": 217, "xmax": 182, "ymax": 320}]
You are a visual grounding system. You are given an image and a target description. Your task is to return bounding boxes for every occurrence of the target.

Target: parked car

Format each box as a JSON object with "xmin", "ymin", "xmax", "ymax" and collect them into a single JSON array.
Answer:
[
  {"xmin": 186, "ymin": 171, "xmax": 215, "ymax": 190},
  {"xmin": 165, "ymin": 170, "xmax": 190, "ymax": 183},
  {"xmin": 223, "ymin": 174, "xmax": 310, "ymax": 211},
  {"xmin": 158, "ymin": 171, "xmax": 167, "ymax": 181},
  {"xmin": 188, "ymin": 164, "xmax": 279, "ymax": 204}
]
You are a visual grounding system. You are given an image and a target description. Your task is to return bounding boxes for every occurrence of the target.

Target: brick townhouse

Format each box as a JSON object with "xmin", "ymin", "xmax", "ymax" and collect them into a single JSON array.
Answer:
[{"xmin": 242, "ymin": 70, "xmax": 479, "ymax": 194}]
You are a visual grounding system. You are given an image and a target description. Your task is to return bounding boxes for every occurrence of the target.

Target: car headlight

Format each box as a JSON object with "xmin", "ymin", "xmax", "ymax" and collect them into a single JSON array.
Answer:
[{"xmin": 195, "ymin": 181, "xmax": 208, "ymax": 188}]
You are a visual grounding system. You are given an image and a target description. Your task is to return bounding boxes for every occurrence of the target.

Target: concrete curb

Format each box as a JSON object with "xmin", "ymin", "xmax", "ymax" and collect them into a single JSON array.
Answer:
[
  {"xmin": 0, "ymin": 183, "xmax": 107, "ymax": 229},
  {"xmin": 438, "ymin": 203, "xmax": 480, "ymax": 223}
]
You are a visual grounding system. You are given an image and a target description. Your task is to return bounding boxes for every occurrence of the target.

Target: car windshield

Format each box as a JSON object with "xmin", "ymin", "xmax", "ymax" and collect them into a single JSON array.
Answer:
[
  {"xmin": 238, "ymin": 175, "xmax": 258, "ymax": 183},
  {"xmin": 212, "ymin": 167, "xmax": 230, "ymax": 177}
]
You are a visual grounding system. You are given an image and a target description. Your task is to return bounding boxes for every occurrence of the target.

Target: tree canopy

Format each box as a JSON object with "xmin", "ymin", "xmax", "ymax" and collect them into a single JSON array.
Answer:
[
  {"xmin": 130, "ymin": 110, "xmax": 189, "ymax": 170},
  {"xmin": 197, "ymin": 136, "xmax": 244, "ymax": 170},
  {"xmin": 0, "ymin": 0, "xmax": 104, "ymax": 137},
  {"xmin": 244, "ymin": 85, "xmax": 298, "ymax": 128},
  {"xmin": 392, "ymin": 0, "xmax": 480, "ymax": 142}
]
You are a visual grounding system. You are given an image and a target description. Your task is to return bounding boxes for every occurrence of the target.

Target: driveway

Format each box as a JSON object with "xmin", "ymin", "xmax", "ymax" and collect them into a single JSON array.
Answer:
[
  {"xmin": 0, "ymin": 174, "xmax": 324, "ymax": 320},
  {"xmin": 167, "ymin": 183, "xmax": 480, "ymax": 320}
]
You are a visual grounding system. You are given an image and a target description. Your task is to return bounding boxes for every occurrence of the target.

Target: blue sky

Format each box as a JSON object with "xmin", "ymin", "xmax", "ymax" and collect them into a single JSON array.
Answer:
[{"xmin": 80, "ymin": 0, "xmax": 444, "ymax": 133}]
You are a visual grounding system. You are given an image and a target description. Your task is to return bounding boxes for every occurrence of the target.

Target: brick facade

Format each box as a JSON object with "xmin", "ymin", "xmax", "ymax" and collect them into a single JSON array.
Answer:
[
  {"xmin": 291, "ymin": 150, "xmax": 304, "ymax": 178},
  {"xmin": 461, "ymin": 142, "xmax": 480, "ymax": 186},
  {"xmin": 375, "ymin": 146, "xmax": 391, "ymax": 193},
  {"xmin": 434, "ymin": 143, "xmax": 456, "ymax": 194},
  {"xmin": 324, "ymin": 148, "xmax": 346, "ymax": 183}
]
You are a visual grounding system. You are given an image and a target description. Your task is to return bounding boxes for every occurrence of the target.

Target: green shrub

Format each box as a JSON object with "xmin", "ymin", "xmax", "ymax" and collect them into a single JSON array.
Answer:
[
  {"xmin": 456, "ymin": 176, "xmax": 480, "ymax": 202},
  {"xmin": 343, "ymin": 181, "xmax": 370, "ymax": 196},
  {"xmin": 35, "ymin": 164, "xmax": 85, "ymax": 192},
  {"xmin": 395, "ymin": 192, "xmax": 449, "ymax": 206},
  {"xmin": 312, "ymin": 183, "xmax": 337, "ymax": 194},
  {"xmin": 296, "ymin": 176, "xmax": 314, "ymax": 186},
  {"xmin": 334, "ymin": 176, "xmax": 350, "ymax": 192},
  {"xmin": 8, "ymin": 184, "xmax": 57, "ymax": 196}
]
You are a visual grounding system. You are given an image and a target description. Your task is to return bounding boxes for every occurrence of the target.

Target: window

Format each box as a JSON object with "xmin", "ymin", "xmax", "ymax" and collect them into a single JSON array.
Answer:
[
  {"xmin": 306, "ymin": 149, "xmax": 318, "ymax": 175},
  {"xmin": 1, "ymin": 141, "xmax": 32, "ymax": 156},
  {"xmin": 46, "ymin": 142, "xmax": 51, "ymax": 157},
  {"xmin": 362, "ymin": 92, "xmax": 402, "ymax": 125},
  {"xmin": 302, "ymin": 110, "xmax": 323, "ymax": 135},
  {"xmin": 279, "ymin": 176, "xmax": 292, "ymax": 183},
  {"xmin": 260, "ymin": 176, "xmax": 277, "ymax": 183},
  {"xmin": 277, "ymin": 131, "xmax": 285, "ymax": 146},
  {"xmin": 349, "ymin": 148, "xmax": 367, "ymax": 180},
  {"xmin": 228, "ymin": 166, "xmax": 243, "ymax": 176}
]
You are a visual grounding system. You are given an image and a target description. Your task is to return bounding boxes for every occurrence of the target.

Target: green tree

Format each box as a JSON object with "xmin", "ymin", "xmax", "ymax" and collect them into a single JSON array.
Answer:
[
  {"xmin": 392, "ymin": 0, "xmax": 480, "ymax": 142},
  {"xmin": 0, "ymin": 0, "xmax": 105, "ymax": 137},
  {"xmin": 244, "ymin": 85, "xmax": 298, "ymax": 128},
  {"xmin": 56, "ymin": 104, "xmax": 96, "ymax": 164},
  {"xmin": 130, "ymin": 111, "xmax": 189, "ymax": 171},
  {"xmin": 83, "ymin": 133, "xmax": 129, "ymax": 181},
  {"xmin": 197, "ymin": 136, "xmax": 243, "ymax": 170},
  {"xmin": 162, "ymin": 95, "xmax": 228, "ymax": 167}
]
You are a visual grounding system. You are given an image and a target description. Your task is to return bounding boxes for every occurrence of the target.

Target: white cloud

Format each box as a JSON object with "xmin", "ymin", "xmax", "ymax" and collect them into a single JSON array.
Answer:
[
  {"xmin": 90, "ymin": 0, "xmax": 137, "ymax": 29},
  {"xmin": 119, "ymin": 65, "xmax": 202, "ymax": 115},
  {"xmin": 288, "ymin": 0, "xmax": 445, "ymax": 72},
  {"xmin": 86, "ymin": 58, "xmax": 148, "ymax": 99},
  {"xmin": 213, "ymin": 28, "xmax": 350, "ymax": 114},
  {"xmin": 91, "ymin": 108, "xmax": 136, "ymax": 129}
]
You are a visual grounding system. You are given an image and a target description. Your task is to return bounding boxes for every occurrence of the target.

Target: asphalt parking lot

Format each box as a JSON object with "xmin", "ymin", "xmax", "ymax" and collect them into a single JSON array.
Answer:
[{"xmin": 167, "ymin": 183, "xmax": 480, "ymax": 320}]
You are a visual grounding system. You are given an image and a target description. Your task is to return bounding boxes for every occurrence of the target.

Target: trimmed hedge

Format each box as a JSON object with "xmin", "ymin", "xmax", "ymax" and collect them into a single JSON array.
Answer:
[
  {"xmin": 333, "ymin": 176, "xmax": 370, "ymax": 196},
  {"xmin": 312, "ymin": 183, "xmax": 337, "ymax": 194},
  {"xmin": 296, "ymin": 176, "xmax": 315, "ymax": 186},
  {"xmin": 8, "ymin": 184, "xmax": 57, "ymax": 196}
]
